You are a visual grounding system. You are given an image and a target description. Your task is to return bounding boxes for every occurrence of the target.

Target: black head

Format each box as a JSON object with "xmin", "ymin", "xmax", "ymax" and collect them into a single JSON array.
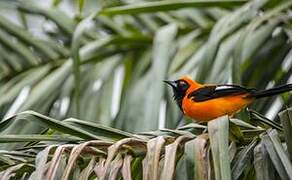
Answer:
[{"xmin": 164, "ymin": 79, "xmax": 190, "ymax": 110}]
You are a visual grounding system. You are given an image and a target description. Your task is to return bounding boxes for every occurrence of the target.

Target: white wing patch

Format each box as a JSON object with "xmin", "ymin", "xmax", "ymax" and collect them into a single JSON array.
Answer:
[{"xmin": 215, "ymin": 86, "xmax": 235, "ymax": 91}]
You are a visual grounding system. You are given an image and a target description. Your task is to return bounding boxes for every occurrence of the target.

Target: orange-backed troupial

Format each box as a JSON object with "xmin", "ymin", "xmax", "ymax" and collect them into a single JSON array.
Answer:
[{"xmin": 164, "ymin": 76, "xmax": 292, "ymax": 122}]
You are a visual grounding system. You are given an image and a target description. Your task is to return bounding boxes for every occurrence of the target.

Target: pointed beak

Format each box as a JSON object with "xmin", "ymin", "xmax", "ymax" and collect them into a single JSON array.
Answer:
[{"xmin": 163, "ymin": 80, "xmax": 176, "ymax": 88}]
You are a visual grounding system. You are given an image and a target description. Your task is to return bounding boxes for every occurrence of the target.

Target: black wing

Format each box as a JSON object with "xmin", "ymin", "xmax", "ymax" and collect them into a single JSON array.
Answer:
[{"xmin": 187, "ymin": 84, "xmax": 256, "ymax": 102}]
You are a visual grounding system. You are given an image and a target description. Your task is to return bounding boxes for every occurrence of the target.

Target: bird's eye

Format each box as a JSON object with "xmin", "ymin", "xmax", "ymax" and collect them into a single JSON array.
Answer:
[{"xmin": 176, "ymin": 80, "xmax": 189, "ymax": 90}]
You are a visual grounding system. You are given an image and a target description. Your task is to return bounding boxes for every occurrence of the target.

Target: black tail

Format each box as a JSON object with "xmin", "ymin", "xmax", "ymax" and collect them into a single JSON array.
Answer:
[{"xmin": 250, "ymin": 84, "xmax": 292, "ymax": 99}]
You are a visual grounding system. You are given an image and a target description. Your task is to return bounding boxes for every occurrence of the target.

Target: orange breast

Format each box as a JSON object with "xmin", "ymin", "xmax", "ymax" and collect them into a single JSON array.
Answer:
[{"xmin": 182, "ymin": 94, "xmax": 254, "ymax": 122}]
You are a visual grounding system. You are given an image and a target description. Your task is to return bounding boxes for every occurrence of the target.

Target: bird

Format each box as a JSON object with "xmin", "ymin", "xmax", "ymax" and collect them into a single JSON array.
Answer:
[{"xmin": 164, "ymin": 76, "xmax": 292, "ymax": 122}]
